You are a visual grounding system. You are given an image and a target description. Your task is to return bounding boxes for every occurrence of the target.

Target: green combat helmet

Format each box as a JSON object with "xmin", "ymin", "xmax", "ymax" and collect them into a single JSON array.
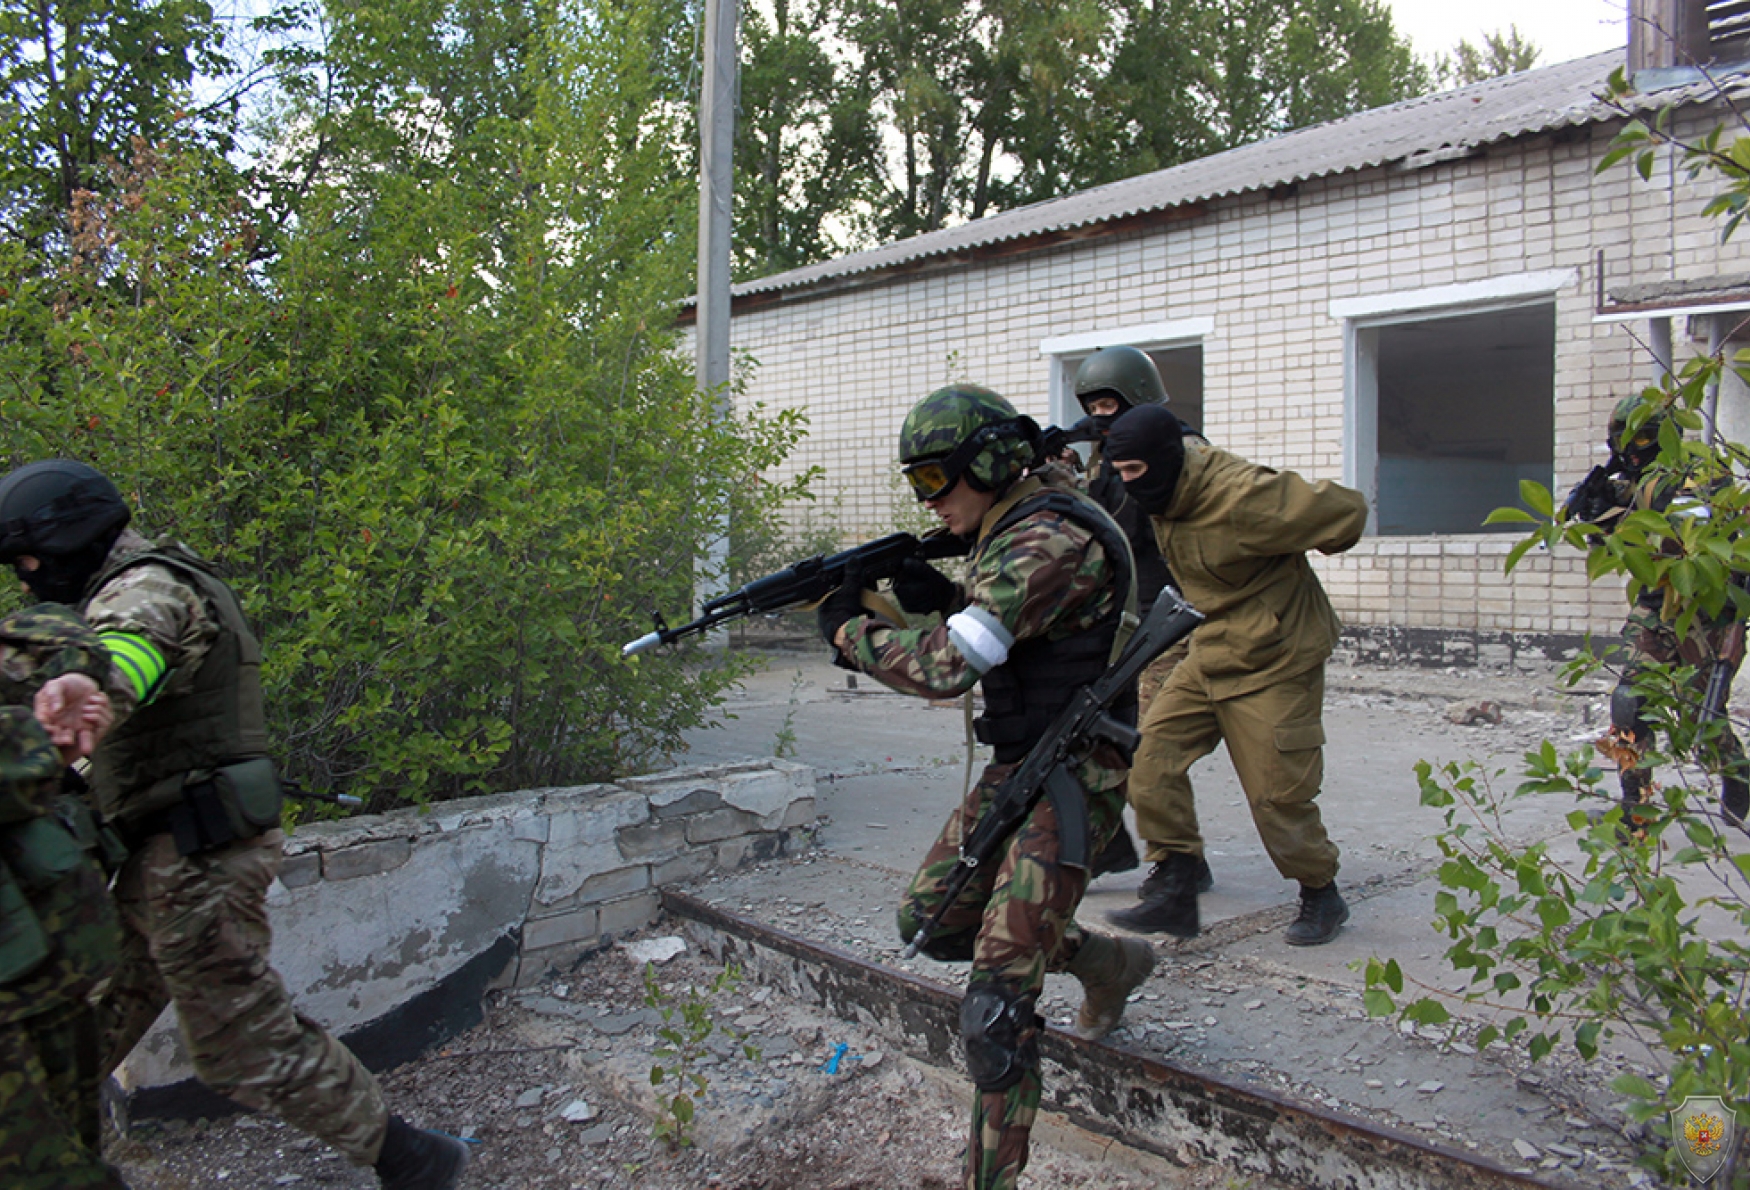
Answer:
[
  {"xmin": 898, "ymin": 385, "xmax": 1039, "ymax": 501},
  {"xmin": 1608, "ymin": 394, "xmax": 1668, "ymax": 474},
  {"xmin": 1073, "ymin": 345, "xmax": 1169, "ymax": 415}
]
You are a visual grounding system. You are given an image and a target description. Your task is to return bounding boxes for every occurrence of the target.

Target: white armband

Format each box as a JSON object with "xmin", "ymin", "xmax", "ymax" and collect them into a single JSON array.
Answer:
[{"xmin": 946, "ymin": 605, "xmax": 1014, "ymax": 675}]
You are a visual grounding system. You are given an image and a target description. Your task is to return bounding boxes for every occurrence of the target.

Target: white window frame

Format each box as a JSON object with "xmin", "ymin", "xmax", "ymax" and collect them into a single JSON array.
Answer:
[
  {"xmin": 1332, "ymin": 270, "xmax": 1575, "ymax": 535},
  {"xmin": 1038, "ymin": 317, "xmax": 1215, "ymax": 428}
]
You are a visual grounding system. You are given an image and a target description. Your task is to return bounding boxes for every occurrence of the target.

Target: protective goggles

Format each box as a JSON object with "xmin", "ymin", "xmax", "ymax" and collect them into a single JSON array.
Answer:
[
  {"xmin": 900, "ymin": 417, "xmax": 1039, "ymax": 502},
  {"xmin": 901, "ymin": 457, "xmax": 959, "ymax": 502}
]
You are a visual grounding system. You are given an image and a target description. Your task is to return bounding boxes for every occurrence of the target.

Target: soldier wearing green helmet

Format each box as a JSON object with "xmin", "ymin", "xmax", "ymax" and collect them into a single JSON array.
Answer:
[
  {"xmin": 1564, "ymin": 395, "xmax": 1749, "ymax": 827},
  {"xmin": 1069, "ymin": 347, "xmax": 1213, "ymax": 895},
  {"xmin": 819, "ymin": 383, "xmax": 1155, "ymax": 1190}
]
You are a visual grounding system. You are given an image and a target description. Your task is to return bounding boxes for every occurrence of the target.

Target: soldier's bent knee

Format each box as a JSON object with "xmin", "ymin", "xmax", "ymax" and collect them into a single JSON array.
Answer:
[{"xmin": 959, "ymin": 982, "xmax": 1039, "ymax": 1091}]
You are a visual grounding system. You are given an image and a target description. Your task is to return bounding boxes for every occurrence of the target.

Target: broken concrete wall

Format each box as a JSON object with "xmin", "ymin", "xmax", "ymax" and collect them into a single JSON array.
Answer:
[{"xmin": 112, "ymin": 759, "xmax": 818, "ymax": 1114}]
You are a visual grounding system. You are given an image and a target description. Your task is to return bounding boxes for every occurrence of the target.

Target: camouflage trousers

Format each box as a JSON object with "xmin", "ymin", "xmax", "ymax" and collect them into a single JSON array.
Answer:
[
  {"xmin": 897, "ymin": 761, "xmax": 1127, "ymax": 1190},
  {"xmin": 0, "ymin": 1000, "xmax": 128, "ymax": 1187},
  {"xmin": 1616, "ymin": 605, "xmax": 1746, "ymax": 807},
  {"xmin": 0, "ymin": 857, "xmax": 127, "ymax": 1188},
  {"xmin": 1130, "ymin": 663, "xmax": 1339, "ymax": 886},
  {"xmin": 104, "ymin": 830, "xmax": 389, "ymax": 1165}
]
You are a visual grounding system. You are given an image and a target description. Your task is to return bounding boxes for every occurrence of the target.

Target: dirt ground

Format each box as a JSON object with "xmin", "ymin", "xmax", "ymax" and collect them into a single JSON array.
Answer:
[{"xmin": 107, "ymin": 927, "xmax": 1276, "ymax": 1190}]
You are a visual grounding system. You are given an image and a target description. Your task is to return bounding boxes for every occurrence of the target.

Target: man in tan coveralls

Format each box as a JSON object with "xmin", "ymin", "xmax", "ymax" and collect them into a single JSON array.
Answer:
[
  {"xmin": 1101, "ymin": 406, "xmax": 1367, "ymax": 945},
  {"xmin": 0, "ymin": 460, "xmax": 468, "ymax": 1189}
]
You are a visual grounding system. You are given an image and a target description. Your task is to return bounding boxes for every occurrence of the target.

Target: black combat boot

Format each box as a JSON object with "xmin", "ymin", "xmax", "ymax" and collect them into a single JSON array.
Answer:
[
  {"xmin": 1090, "ymin": 826, "xmax": 1140, "ymax": 877},
  {"xmin": 375, "ymin": 1115, "xmax": 470, "ymax": 1190},
  {"xmin": 1066, "ymin": 932, "xmax": 1156, "ymax": 1040},
  {"xmin": 1108, "ymin": 851, "xmax": 1200, "ymax": 937},
  {"xmin": 1284, "ymin": 882, "xmax": 1349, "ymax": 947},
  {"xmin": 1137, "ymin": 853, "xmax": 1213, "ymax": 900}
]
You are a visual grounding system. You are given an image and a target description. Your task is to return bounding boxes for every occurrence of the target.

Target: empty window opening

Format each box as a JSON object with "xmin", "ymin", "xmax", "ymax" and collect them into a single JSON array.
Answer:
[{"xmin": 1367, "ymin": 305, "xmax": 1554, "ymax": 535}]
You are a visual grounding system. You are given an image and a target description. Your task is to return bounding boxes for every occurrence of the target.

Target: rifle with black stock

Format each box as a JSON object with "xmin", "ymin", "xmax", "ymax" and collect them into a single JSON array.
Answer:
[
  {"xmin": 903, "ymin": 587, "xmax": 1205, "ymax": 959},
  {"xmin": 623, "ymin": 530, "xmax": 972, "ymax": 656}
]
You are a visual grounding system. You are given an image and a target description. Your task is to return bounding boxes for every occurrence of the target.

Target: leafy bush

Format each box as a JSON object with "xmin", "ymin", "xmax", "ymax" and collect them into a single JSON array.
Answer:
[
  {"xmin": 1364, "ymin": 71, "xmax": 1750, "ymax": 1183},
  {"xmin": 0, "ymin": 0, "xmax": 815, "ymax": 810}
]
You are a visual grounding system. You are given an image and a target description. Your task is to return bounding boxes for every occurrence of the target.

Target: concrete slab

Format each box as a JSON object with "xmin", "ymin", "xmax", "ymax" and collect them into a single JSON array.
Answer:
[{"xmin": 665, "ymin": 647, "xmax": 1668, "ymax": 1185}]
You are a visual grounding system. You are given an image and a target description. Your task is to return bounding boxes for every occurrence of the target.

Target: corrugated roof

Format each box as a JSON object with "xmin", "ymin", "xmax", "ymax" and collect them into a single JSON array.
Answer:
[{"xmin": 735, "ymin": 51, "xmax": 1741, "ymax": 301}]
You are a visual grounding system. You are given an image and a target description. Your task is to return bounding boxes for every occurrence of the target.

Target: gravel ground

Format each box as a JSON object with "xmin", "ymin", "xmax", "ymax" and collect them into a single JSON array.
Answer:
[{"xmin": 108, "ymin": 928, "xmax": 1280, "ymax": 1189}]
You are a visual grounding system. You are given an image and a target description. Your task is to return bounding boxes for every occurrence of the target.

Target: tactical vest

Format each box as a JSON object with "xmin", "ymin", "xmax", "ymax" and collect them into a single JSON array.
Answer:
[
  {"xmin": 86, "ymin": 545, "xmax": 269, "ymax": 824},
  {"xmin": 972, "ymin": 487, "xmax": 1136, "ymax": 765}
]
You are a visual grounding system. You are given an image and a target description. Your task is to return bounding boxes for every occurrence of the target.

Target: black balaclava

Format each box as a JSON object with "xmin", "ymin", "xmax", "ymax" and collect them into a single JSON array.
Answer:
[
  {"xmin": 19, "ymin": 536, "xmax": 119, "ymax": 604},
  {"xmin": 1104, "ymin": 404, "xmax": 1186, "ymax": 515}
]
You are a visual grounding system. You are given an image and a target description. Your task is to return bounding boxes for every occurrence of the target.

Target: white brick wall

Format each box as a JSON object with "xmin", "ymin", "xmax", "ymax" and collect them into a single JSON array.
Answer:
[{"xmin": 702, "ymin": 109, "xmax": 1750, "ymax": 647}]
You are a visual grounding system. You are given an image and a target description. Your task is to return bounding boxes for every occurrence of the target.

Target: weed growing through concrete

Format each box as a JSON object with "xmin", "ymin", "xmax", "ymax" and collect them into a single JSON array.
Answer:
[
  {"xmin": 642, "ymin": 961, "xmax": 761, "ymax": 1149},
  {"xmin": 773, "ymin": 669, "xmax": 806, "ymax": 758}
]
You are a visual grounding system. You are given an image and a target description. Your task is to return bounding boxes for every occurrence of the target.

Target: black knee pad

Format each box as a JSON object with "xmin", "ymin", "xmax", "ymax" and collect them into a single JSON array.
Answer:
[
  {"xmin": 959, "ymin": 982, "xmax": 1039, "ymax": 1092},
  {"xmin": 1610, "ymin": 682, "xmax": 1647, "ymax": 735}
]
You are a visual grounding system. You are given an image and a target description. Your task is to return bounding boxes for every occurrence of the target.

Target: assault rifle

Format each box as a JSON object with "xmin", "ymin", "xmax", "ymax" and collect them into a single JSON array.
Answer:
[
  {"xmin": 1562, "ymin": 454, "xmax": 1626, "ymax": 524},
  {"xmin": 1036, "ymin": 416, "xmax": 1104, "ymax": 460},
  {"xmin": 623, "ymin": 530, "xmax": 972, "ymax": 656},
  {"xmin": 903, "ymin": 587, "xmax": 1205, "ymax": 959},
  {"xmin": 281, "ymin": 777, "xmax": 364, "ymax": 809}
]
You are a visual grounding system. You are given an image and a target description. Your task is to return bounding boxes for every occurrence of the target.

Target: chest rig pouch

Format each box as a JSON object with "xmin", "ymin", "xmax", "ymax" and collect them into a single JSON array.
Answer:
[
  {"xmin": 972, "ymin": 489, "xmax": 1138, "ymax": 765},
  {"xmin": 133, "ymin": 757, "xmax": 284, "ymax": 857},
  {"xmin": 0, "ymin": 803, "xmax": 90, "ymax": 983}
]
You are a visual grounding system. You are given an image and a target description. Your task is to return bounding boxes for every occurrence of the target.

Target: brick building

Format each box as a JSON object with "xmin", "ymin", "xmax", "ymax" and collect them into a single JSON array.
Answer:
[{"xmin": 701, "ymin": 1, "xmax": 1750, "ymax": 664}]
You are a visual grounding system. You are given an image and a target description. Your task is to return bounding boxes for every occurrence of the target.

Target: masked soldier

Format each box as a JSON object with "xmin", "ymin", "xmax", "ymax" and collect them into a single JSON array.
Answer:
[
  {"xmin": 0, "ymin": 603, "xmax": 126, "ymax": 1188},
  {"xmin": 1071, "ymin": 347, "xmax": 1213, "ymax": 895},
  {"xmin": 0, "ymin": 460, "xmax": 468, "ymax": 1190},
  {"xmin": 821, "ymin": 385, "xmax": 1155, "ymax": 1190},
  {"xmin": 1103, "ymin": 405, "xmax": 1366, "ymax": 945},
  {"xmin": 1565, "ymin": 396, "xmax": 1749, "ymax": 826}
]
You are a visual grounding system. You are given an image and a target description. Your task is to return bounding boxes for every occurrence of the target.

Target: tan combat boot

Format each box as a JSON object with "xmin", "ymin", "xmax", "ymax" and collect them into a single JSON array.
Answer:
[{"xmin": 1066, "ymin": 932, "xmax": 1156, "ymax": 1040}]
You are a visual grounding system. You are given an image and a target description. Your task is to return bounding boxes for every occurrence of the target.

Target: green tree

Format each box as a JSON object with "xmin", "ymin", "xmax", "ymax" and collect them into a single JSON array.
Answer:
[
  {"xmin": 0, "ymin": 0, "xmax": 305, "ymax": 251},
  {"xmin": 824, "ymin": 0, "xmax": 1426, "ymax": 243},
  {"xmin": 1432, "ymin": 26, "xmax": 1541, "ymax": 90},
  {"xmin": 0, "ymin": 0, "xmax": 814, "ymax": 808},
  {"xmin": 735, "ymin": 0, "xmax": 880, "ymax": 277}
]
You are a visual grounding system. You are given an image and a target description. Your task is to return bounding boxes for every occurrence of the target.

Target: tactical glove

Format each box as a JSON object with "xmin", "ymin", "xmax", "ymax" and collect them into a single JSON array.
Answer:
[
  {"xmin": 892, "ymin": 557, "xmax": 957, "ymax": 616},
  {"xmin": 816, "ymin": 558, "xmax": 868, "ymax": 651}
]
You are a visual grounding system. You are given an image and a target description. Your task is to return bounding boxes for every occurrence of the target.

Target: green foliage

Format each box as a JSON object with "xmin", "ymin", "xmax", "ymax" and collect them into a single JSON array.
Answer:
[
  {"xmin": 642, "ymin": 960, "xmax": 760, "ymax": 1150},
  {"xmin": 738, "ymin": 0, "xmax": 1428, "ymax": 254},
  {"xmin": 735, "ymin": 0, "xmax": 881, "ymax": 278},
  {"xmin": 1364, "ymin": 78, "xmax": 1750, "ymax": 1182},
  {"xmin": 1431, "ymin": 26, "xmax": 1541, "ymax": 90},
  {"xmin": 0, "ymin": 0, "xmax": 816, "ymax": 810}
]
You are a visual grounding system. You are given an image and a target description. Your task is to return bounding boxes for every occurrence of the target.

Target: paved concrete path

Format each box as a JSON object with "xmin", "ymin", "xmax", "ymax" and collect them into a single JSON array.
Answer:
[{"xmin": 668, "ymin": 643, "xmax": 1682, "ymax": 1186}]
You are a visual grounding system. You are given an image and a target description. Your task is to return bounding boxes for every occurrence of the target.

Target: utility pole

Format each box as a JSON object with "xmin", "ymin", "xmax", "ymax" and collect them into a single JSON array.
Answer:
[{"xmin": 697, "ymin": 0, "xmax": 737, "ymax": 629}]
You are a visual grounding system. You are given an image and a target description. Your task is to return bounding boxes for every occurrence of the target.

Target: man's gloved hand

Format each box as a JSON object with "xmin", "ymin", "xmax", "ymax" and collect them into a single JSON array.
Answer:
[
  {"xmin": 816, "ymin": 558, "xmax": 868, "ymax": 652},
  {"xmin": 893, "ymin": 557, "xmax": 957, "ymax": 616}
]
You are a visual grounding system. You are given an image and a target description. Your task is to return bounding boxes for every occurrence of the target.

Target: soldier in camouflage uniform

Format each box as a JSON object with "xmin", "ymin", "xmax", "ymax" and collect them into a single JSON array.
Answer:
[
  {"xmin": 0, "ymin": 460, "xmax": 468, "ymax": 1190},
  {"xmin": 820, "ymin": 386, "xmax": 1156, "ymax": 1190},
  {"xmin": 1563, "ymin": 396, "xmax": 1749, "ymax": 825},
  {"xmin": 1103, "ymin": 405, "xmax": 1367, "ymax": 946},
  {"xmin": 0, "ymin": 602, "xmax": 128, "ymax": 1188},
  {"xmin": 1070, "ymin": 346, "xmax": 1214, "ymax": 895}
]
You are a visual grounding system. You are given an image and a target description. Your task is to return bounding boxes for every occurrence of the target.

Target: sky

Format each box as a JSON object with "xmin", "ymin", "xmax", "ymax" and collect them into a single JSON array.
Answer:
[{"xmin": 1384, "ymin": 0, "xmax": 1629, "ymax": 67}]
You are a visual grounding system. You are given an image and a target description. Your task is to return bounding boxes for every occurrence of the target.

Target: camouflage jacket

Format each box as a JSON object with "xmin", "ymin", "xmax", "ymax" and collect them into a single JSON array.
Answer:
[
  {"xmin": 0, "ymin": 607, "xmax": 119, "ymax": 1018},
  {"xmin": 0, "ymin": 603, "xmax": 113, "ymax": 704},
  {"xmin": 82, "ymin": 529, "xmax": 221, "ymax": 721},
  {"xmin": 842, "ymin": 477, "xmax": 1128, "ymax": 791},
  {"xmin": 1152, "ymin": 443, "xmax": 1367, "ymax": 699}
]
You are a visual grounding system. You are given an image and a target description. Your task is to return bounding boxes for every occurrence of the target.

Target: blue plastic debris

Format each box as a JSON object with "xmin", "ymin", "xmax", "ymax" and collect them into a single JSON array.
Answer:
[{"xmin": 818, "ymin": 1041, "xmax": 862, "ymax": 1074}]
